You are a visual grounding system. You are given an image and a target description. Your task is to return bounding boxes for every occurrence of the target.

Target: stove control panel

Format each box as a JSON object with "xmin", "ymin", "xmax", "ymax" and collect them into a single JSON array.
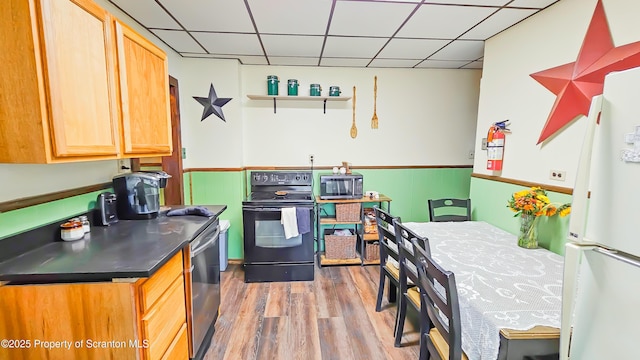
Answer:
[{"xmin": 251, "ymin": 171, "xmax": 312, "ymax": 186}]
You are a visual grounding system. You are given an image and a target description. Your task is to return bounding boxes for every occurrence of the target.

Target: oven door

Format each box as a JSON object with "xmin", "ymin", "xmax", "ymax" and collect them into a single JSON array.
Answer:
[{"xmin": 243, "ymin": 206, "xmax": 315, "ymax": 263}]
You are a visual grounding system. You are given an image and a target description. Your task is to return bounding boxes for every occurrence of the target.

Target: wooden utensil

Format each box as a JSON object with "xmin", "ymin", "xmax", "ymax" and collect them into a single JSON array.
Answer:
[
  {"xmin": 371, "ymin": 76, "xmax": 378, "ymax": 129},
  {"xmin": 350, "ymin": 86, "xmax": 357, "ymax": 138}
]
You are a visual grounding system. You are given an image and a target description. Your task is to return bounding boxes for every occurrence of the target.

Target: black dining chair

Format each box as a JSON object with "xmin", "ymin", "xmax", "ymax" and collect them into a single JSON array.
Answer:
[
  {"xmin": 393, "ymin": 219, "xmax": 431, "ymax": 348},
  {"xmin": 413, "ymin": 237, "xmax": 466, "ymax": 360},
  {"xmin": 428, "ymin": 198, "xmax": 471, "ymax": 222},
  {"xmin": 374, "ymin": 207, "xmax": 403, "ymax": 312}
]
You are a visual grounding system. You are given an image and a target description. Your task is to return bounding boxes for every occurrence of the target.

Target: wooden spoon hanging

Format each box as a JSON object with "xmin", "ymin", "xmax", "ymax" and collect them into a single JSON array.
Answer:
[
  {"xmin": 371, "ymin": 76, "xmax": 378, "ymax": 129},
  {"xmin": 350, "ymin": 86, "xmax": 357, "ymax": 138}
]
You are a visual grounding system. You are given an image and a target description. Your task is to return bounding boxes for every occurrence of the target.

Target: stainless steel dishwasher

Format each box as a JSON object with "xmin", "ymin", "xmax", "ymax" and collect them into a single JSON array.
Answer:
[{"xmin": 187, "ymin": 218, "xmax": 220, "ymax": 360}]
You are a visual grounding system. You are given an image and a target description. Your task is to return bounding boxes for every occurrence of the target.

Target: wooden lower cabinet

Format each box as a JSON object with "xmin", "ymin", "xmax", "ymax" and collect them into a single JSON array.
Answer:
[{"xmin": 0, "ymin": 252, "xmax": 188, "ymax": 360}]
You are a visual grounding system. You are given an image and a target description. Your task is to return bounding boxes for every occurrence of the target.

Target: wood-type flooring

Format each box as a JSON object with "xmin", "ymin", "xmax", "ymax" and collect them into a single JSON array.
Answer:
[{"xmin": 205, "ymin": 263, "xmax": 420, "ymax": 360}]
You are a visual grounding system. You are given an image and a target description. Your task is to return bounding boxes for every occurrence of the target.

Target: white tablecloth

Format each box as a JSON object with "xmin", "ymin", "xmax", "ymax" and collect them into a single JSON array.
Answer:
[{"xmin": 404, "ymin": 221, "xmax": 563, "ymax": 360}]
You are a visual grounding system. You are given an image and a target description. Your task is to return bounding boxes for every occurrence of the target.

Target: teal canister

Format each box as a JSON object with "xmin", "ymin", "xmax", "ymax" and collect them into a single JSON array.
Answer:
[
  {"xmin": 287, "ymin": 79, "xmax": 299, "ymax": 96},
  {"xmin": 267, "ymin": 75, "xmax": 279, "ymax": 95},
  {"xmin": 310, "ymin": 84, "xmax": 322, "ymax": 96},
  {"xmin": 329, "ymin": 86, "xmax": 341, "ymax": 96}
]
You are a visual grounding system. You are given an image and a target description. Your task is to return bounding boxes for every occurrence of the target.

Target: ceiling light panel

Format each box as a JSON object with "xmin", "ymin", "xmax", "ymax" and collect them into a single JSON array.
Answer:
[
  {"xmin": 329, "ymin": 1, "xmax": 418, "ymax": 37},
  {"xmin": 158, "ymin": 0, "xmax": 254, "ymax": 32},
  {"xmin": 191, "ymin": 33, "xmax": 264, "ymax": 55},
  {"xmin": 150, "ymin": 29, "xmax": 204, "ymax": 52},
  {"xmin": 416, "ymin": 59, "xmax": 472, "ymax": 68},
  {"xmin": 507, "ymin": 0, "xmax": 558, "ymax": 8},
  {"xmin": 397, "ymin": 4, "xmax": 497, "ymax": 39},
  {"xmin": 369, "ymin": 58, "xmax": 421, "ymax": 68},
  {"xmin": 320, "ymin": 58, "xmax": 372, "ymax": 67},
  {"xmin": 429, "ymin": 40, "xmax": 484, "ymax": 60},
  {"xmin": 323, "ymin": 36, "xmax": 389, "ymax": 58},
  {"xmin": 109, "ymin": 0, "xmax": 181, "ymax": 29},
  {"xmin": 377, "ymin": 38, "xmax": 450, "ymax": 59},
  {"xmin": 248, "ymin": 0, "xmax": 333, "ymax": 35},
  {"xmin": 261, "ymin": 35, "xmax": 325, "ymax": 57},
  {"xmin": 460, "ymin": 8, "xmax": 537, "ymax": 39},
  {"xmin": 268, "ymin": 57, "xmax": 320, "ymax": 66},
  {"xmin": 425, "ymin": 0, "xmax": 509, "ymax": 5}
]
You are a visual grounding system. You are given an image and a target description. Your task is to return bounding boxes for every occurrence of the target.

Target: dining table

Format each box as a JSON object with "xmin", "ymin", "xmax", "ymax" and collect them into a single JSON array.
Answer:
[{"xmin": 403, "ymin": 221, "xmax": 562, "ymax": 360}]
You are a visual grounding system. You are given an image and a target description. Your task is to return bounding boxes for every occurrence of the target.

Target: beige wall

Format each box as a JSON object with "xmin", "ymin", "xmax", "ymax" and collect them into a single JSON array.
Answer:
[{"xmin": 472, "ymin": 0, "xmax": 640, "ymax": 186}]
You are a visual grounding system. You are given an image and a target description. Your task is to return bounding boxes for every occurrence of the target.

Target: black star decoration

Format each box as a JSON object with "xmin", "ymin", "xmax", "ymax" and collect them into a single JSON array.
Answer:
[{"xmin": 193, "ymin": 83, "xmax": 232, "ymax": 122}]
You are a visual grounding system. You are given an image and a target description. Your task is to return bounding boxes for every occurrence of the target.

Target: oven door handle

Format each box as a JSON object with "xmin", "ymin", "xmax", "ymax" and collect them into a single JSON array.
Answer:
[
  {"xmin": 244, "ymin": 207, "xmax": 285, "ymax": 212},
  {"xmin": 191, "ymin": 227, "xmax": 220, "ymax": 259}
]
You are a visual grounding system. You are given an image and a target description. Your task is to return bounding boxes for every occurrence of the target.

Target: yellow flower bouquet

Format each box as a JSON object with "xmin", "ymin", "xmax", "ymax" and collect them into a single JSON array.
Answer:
[{"xmin": 507, "ymin": 187, "xmax": 571, "ymax": 248}]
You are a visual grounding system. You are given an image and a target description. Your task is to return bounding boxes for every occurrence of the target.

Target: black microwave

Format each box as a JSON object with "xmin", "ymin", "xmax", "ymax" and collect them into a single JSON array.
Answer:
[{"xmin": 319, "ymin": 173, "xmax": 363, "ymax": 200}]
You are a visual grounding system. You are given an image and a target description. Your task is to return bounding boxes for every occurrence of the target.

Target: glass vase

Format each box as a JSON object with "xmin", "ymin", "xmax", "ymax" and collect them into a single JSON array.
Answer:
[{"xmin": 517, "ymin": 213, "xmax": 538, "ymax": 249}]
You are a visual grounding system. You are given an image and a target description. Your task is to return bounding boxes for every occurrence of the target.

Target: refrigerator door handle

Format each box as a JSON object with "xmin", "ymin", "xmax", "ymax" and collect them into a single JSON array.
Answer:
[{"xmin": 593, "ymin": 247, "xmax": 640, "ymax": 269}]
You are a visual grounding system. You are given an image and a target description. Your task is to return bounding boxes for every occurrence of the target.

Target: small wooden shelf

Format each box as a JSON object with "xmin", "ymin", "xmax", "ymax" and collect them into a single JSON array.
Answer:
[
  {"xmin": 246, "ymin": 94, "xmax": 351, "ymax": 114},
  {"xmin": 363, "ymin": 233, "xmax": 379, "ymax": 241},
  {"xmin": 320, "ymin": 217, "xmax": 361, "ymax": 225},
  {"xmin": 362, "ymin": 259, "xmax": 381, "ymax": 266},
  {"xmin": 319, "ymin": 254, "xmax": 362, "ymax": 266}
]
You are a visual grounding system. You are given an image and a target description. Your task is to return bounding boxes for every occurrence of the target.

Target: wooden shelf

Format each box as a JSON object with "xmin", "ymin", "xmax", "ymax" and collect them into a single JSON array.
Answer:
[
  {"xmin": 362, "ymin": 259, "xmax": 381, "ymax": 266},
  {"xmin": 246, "ymin": 94, "xmax": 351, "ymax": 114},
  {"xmin": 316, "ymin": 195, "xmax": 393, "ymax": 204},
  {"xmin": 319, "ymin": 254, "xmax": 361, "ymax": 266},
  {"xmin": 363, "ymin": 233, "xmax": 379, "ymax": 241},
  {"xmin": 320, "ymin": 217, "xmax": 361, "ymax": 225}
]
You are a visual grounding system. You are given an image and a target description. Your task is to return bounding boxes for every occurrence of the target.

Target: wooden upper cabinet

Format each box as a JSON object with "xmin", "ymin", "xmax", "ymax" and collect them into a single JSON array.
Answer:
[
  {"xmin": 0, "ymin": 0, "xmax": 171, "ymax": 164},
  {"xmin": 115, "ymin": 21, "xmax": 172, "ymax": 157},
  {"xmin": 0, "ymin": 0, "xmax": 119, "ymax": 163}
]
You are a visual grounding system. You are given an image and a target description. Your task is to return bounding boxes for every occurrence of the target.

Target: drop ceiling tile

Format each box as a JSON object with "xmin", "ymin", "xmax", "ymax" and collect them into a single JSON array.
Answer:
[
  {"xmin": 261, "ymin": 35, "xmax": 324, "ymax": 57},
  {"xmin": 369, "ymin": 58, "xmax": 420, "ymax": 68},
  {"xmin": 426, "ymin": 0, "xmax": 508, "ymax": 5},
  {"xmin": 180, "ymin": 54, "xmax": 269, "ymax": 65},
  {"xmin": 508, "ymin": 0, "xmax": 558, "ymax": 8},
  {"xmin": 429, "ymin": 40, "xmax": 484, "ymax": 60},
  {"xmin": 158, "ymin": 0, "xmax": 254, "ymax": 32},
  {"xmin": 398, "ymin": 4, "xmax": 497, "ymax": 39},
  {"xmin": 462, "ymin": 60, "xmax": 483, "ymax": 69},
  {"xmin": 377, "ymin": 38, "xmax": 450, "ymax": 59},
  {"xmin": 323, "ymin": 37, "xmax": 388, "ymax": 58},
  {"xmin": 248, "ymin": 0, "xmax": 332, "ymax": 35},
  {"xmin": 329, "ymin": 1, "xmax": 418, "ymax": 37},
  {"xmin": 320, "ymin": 58, "xmax": 371, "ymax": 67},
  {"xmin": 109, "ymin": 0, "xmax": 180, "ymax": 29},
  {"xmin": 415, "ymin": 59, "xmax": 472, "ymax": 68},
  {"xmin": 268, "ymin": 57, "xmax": 320, "ymax": 66},
  {"xmin": 460, "ymin": 8, "xmax": 538, "ymax": 39},
  {"xmin": 191, "ymin": 32, "xmax": 264, "ymax": 55},
  {"xmin": 150, "ymin": 29, "xmax": 203, "ymax": 52}
]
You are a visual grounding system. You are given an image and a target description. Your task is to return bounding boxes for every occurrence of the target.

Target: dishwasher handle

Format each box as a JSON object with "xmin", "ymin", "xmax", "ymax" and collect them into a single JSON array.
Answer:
[{"xmin": 191, "ymin": 227, "xmax": 220, "ymax": 259}]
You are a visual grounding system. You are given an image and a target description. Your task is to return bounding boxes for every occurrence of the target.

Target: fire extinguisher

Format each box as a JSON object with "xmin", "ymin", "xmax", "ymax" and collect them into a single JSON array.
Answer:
[{"xmin": 486, "ymin": 120, "xmax": 510, "ymax": 171}]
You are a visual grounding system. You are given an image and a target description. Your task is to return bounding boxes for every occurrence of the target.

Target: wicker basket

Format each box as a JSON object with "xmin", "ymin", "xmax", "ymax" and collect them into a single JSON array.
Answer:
[
  {"xmin": 335, "ymin": 203, "xmax": 361, "ymax": 222},
  {"xmin": 364, "ymin": 242, "xmax": 380, "ymax": 261},
  {"xmin": 324, "ymin": 229, "xmax": 357, "ymax": 259}
]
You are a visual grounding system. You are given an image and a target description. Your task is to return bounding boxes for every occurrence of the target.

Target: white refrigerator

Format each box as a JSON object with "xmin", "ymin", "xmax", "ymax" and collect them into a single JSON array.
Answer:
[{"xmin": 561, "ymin": 67, "xmax": 640, "ymax": 360}]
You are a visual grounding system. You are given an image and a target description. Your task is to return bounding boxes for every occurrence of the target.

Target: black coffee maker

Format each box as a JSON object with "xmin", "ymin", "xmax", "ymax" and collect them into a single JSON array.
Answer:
[{"xmin": 112, "ymin": 171, "xmax": 170, "ymax": 220}]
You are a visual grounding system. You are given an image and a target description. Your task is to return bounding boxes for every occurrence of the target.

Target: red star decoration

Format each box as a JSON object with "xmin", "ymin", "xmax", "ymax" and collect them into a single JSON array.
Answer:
[{"xmin": 530, "ymin": 0, "xmax": 640, "ymax": 144}]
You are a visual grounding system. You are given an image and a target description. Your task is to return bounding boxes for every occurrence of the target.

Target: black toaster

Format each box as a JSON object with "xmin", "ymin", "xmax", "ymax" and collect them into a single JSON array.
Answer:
[{"xmin": 95, "ymin": 192, "xmax": 118, "ymax": 226}]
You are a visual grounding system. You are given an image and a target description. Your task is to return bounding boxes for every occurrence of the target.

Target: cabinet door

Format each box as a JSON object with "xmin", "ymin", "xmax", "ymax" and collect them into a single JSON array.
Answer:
[
  {"xmin": 40, "ymin": 0, "xmax": 119, "ymax": 157},
  {"xmin": 115, "ymin": 21, "xmax": 172, "ymax": 156}
]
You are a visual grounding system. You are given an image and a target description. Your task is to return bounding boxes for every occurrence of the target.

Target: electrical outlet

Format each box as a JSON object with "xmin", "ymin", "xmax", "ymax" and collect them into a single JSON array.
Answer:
[
  {"xmin": 182, "ymin": 147, "xmax": 187, "ymax": 159},
  {"xmin": 309, "ymin": 154, "xmax": 314, "ymax": 163},
  {"xmin": 549, "ymin": 170, "xmax": 566, "ymax": 181},
  {"xmin": 468, "ymin": 150, "xmax": 474, "ymax": 159},
  {"xmin": 116, "ymin": 159, "xmax": 130, "ymax": 175},
  {"xmin": 481, "ymin": 138, "xmax": 488, "ymax": 150}
]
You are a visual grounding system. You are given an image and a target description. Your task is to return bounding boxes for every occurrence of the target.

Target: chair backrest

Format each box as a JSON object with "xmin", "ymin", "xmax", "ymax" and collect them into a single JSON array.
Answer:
[
  {"xmin": 413, "ymin": 238, "xmax": 462, "ymax": 360},
  {"xmin": 393, "ymin": 219, "xmax": 430, "ymax": 288},
  {"xmin": 428, "ymin": 198, "xmax": 471, "ymax": 222},
  {"xmin": 373, "ymin": 206, "xmax": 401, "ymax": 263}
]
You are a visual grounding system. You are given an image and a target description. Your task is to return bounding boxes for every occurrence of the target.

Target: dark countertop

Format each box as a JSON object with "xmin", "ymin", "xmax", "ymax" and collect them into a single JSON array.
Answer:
[{"xmin": 0, "ymin": 205, "xmax": 226, "ymax": 283}]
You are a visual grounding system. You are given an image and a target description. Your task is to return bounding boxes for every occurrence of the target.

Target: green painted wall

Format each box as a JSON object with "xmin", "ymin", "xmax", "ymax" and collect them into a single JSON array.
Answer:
[
  {"xmin": 194, "ymin": 167, "xmax": 472, "ymax": 260},
  {"xmin": 189, "ymin": 171, "xmax": 245, "ymax": 259},
  {"xmin": 469, "ymin": 177, "xmax": 572, "ymax": 255},
  {"xmin": 0, "ymin": 191, "xmax": 105, "ymax": 240}
]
